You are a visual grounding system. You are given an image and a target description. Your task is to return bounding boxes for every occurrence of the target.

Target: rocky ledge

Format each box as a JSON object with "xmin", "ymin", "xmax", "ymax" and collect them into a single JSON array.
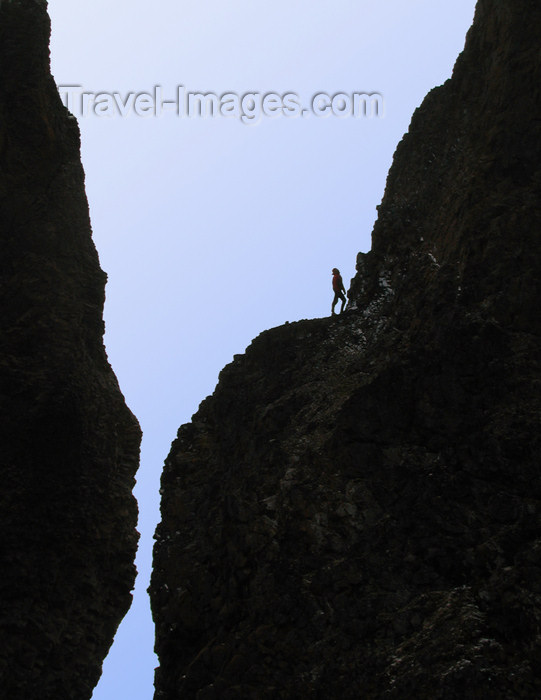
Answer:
[{"xmin": 151, "ymin": 1, "xmax": 541, "ymax": 698}]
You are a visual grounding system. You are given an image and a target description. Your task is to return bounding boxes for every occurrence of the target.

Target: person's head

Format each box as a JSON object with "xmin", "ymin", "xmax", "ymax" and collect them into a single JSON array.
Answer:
[{"xmin": 332, "ymin": 268, "xmax": 339, "ymax": 275}]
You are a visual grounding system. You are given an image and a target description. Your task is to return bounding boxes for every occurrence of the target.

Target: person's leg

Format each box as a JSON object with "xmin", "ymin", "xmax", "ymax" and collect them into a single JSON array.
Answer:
[
  {"xmin": 340, "ymin": 292, "xmax": 346, "ymax": 313},
  {"xmin": 332, "ymin": 292, "xmax": 339, "ymax": 315}
]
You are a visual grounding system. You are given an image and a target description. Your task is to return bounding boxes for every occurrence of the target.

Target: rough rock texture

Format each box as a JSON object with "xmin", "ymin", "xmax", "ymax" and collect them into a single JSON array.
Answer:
[
  {"xmin": 0, "ymin": 3, "xmax": 140, "ymax": 699},
  {"xmin": 151, "ymin": 1, "xmax": 541, "ymax": 698}
]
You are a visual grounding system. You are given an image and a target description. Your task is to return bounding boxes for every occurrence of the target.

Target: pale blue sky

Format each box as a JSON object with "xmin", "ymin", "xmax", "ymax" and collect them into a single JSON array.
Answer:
[{"xmin": 47, "ymin": 2, "xmax": 477, "ymax": 697}]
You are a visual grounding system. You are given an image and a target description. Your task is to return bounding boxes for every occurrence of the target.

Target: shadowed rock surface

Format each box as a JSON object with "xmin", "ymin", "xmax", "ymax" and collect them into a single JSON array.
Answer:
[
  {"xmin": 151, "ymin": 1, "xmax": 541, "ymax": 698},
  {"xmin": 0, "ymin": 3, "xmax": 140, "ymax": 698}
]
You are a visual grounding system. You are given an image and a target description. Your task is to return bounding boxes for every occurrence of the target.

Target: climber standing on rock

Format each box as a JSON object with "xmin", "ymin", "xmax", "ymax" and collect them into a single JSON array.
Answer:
[{"xmin": 331, "ymin": 267, "xmax": 347, "ymax": 315}]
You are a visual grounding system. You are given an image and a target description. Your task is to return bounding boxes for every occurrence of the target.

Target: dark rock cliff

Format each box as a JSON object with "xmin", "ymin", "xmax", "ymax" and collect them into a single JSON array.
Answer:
[
  {"xmin": 151, "ymin": 1, "xmax": 541, "ymax": 698},
  {"xmin": 0, "ymin": 2, "xmax": 140, "ymax": 698}
]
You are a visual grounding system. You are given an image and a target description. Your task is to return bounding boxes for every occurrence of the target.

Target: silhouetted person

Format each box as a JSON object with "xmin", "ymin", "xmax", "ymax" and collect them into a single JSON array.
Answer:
[{"xmin": 331, "ymin": 267, "xmax": 346, "ymax": 315}]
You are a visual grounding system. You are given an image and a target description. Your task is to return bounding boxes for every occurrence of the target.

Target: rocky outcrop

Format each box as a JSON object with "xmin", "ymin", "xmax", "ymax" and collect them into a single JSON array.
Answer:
[
  {"xmin": 151, "ymin": 0, "xmax": 541, "ymax": 698},
  {"xmin": 0, "ymin": 3, "xmax": 140, "ymax": 698}
]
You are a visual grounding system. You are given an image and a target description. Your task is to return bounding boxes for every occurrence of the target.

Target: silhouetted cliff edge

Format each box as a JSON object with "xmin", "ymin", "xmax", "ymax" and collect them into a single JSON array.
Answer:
[
  {"xmin": 0, "ymin": 3, "xmax": 140, "ymax": 698},
  {"xmin": 151, "ymin": 1, "xmax": 541, "ymax": 698}
]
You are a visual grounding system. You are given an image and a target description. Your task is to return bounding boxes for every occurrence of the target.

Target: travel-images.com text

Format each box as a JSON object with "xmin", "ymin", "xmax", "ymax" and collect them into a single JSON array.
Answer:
[{"xmin": 58, "ymin": 86, "xmax": 385, "ymax": 124}]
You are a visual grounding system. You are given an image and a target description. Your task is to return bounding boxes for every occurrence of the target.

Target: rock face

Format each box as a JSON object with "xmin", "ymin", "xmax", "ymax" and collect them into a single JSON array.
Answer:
[
  {"xmin": 0, "ymin": 3, "xmax": 140, "ymax": 699},
  {"xmin": 151, "ymin": 1, "xmax": 541, "ymax": 699}
]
